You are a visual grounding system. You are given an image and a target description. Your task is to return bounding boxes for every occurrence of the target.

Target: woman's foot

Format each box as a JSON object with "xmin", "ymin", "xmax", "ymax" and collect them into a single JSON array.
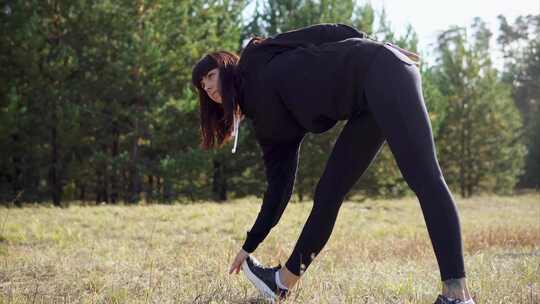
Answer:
[
  {"xmin": 277, "ymin": 265, "xmax": 300, "ymax": 289},
  {"xmin": 439, "ymin": 278, "xmax": 474, "ymax": 303},
  {"xmin": 241, "ymin": 255, "xmax": 290, "ymax": 302},
  {"xmin": 434, "ymin": 294, "xmax": 476, "ymax": 304}
]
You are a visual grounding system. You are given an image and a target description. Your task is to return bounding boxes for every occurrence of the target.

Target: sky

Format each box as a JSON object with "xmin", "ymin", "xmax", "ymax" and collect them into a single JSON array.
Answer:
[
  {"xmin": 243, "ymin": 0, "xmax": 539, "ymax": 68},
  {"xmin": 366, "ymin": 0, "xmax": 539, "ymax": 66}
]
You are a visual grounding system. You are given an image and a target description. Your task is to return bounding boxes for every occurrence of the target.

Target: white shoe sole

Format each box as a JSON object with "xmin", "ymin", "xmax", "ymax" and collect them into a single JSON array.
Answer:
[{"xmin": 242, "ymin": 259, "xmax": 278, "ymax": 303}]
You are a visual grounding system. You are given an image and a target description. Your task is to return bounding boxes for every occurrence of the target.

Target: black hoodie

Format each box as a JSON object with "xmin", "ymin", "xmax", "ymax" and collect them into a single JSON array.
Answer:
[{"xmin": 235, "ymin": 23, "xmax": 400, "ymax": 253}]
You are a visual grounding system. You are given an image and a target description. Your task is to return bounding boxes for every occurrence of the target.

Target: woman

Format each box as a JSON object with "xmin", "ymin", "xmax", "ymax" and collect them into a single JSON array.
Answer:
[{"xmin": 191, "ymin": 23, "xmax": 475, "ymax": 304}]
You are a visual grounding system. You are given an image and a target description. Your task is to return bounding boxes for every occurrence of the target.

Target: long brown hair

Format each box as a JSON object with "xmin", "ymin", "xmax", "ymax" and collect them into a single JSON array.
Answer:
[{"xmin": 191, "ymin": 51, "xmax": 242, "ymax": 150}]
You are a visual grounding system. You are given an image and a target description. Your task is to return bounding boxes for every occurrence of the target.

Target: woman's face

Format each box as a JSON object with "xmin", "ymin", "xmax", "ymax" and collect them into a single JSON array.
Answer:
[{"xmin": 200, "ymin": 68, "xmax": 222, "ymax": 104}]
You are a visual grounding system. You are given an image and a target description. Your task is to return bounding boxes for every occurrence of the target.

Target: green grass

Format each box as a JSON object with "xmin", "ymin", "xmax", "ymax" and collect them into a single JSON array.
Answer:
[{"xmin": 0, "ymin": 193, "xmax": 538, "ymax": 303}]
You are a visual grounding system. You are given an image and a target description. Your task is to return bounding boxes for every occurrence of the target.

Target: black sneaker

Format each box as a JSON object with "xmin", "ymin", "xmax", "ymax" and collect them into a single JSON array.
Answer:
[
  {"xmin": 242, "ymin": 255, "xmax": 290, "ymax": 302},
  {"xmin": 434, "ymin": 294, "xmax": 476, "ymax": 304}
]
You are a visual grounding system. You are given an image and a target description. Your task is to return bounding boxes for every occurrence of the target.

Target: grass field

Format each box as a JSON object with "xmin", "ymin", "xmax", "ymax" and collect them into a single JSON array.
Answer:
[{"xmin": 0, "ymin": 193, "xmax": 538, "ymax": 303}]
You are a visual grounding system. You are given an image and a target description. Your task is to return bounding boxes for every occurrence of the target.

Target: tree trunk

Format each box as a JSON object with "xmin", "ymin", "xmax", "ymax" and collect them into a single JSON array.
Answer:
[
  {"xmin": 95, "ymin": 169, "xmax": 106, "ymax": 204},
  {"xmin": 122, "ymin": 168, "xmax": 129, "ymax": 202},
  {"xmin": 157, "ymin": 176, "xmax": 162, "ymax": 201},
  {"xmin": 11, "ymin": 133, "xmax": 23, "ymax": 207},
  {"xmin": 459, "ymin": 99, "xmax": 466, "ymax": 198},
  {"xmin": 49, "ymin": 104, "xmax": 62, "ymax": 207},
  {"xmin": 163, "ymin": 177, "xmax": 172, "ymax": 202},
  {"xmin": 212, "ymin": 158, "xmax": 227, "ymax": 201},
  {"xmin": 128, "ymin": 97, "xmax": 143, "ymax": 204},
  {"xmin": 110, "ymin": 120, "xmax": 119, "ymax": 204},
  {"xmin": 148, "ymin": 174, "xmax": 154, "ymax": 203},
  {"xmin": 128, "ymin": 1, "xmax": 146, "ymax": 204},
  {"xmin": 78, "ymin": 181, "xmax": 86, "ymax": 202}
]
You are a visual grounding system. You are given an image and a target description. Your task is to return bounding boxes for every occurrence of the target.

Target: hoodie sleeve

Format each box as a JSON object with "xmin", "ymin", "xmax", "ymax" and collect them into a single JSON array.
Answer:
[
  {"xmin": 241, "ymin": 135, "xmax": 304, "ymax": 253},
  {"xmin": 270, "ymin": 23, "xmax": 367, "ymax": 46}
]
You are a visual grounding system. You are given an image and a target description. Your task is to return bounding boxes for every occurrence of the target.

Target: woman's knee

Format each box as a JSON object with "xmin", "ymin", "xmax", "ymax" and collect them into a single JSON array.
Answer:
[
  {"xmin": 313, "ymin": 184, "xmax": 344, "ymax": 212},
  {"xmin": 406, "ymin": 171, "xmax": 448, "ymax": 197}
]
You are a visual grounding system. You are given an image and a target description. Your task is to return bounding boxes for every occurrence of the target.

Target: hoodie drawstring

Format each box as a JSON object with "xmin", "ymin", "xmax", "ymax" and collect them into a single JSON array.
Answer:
[{"xmin": 231, "ymin": 113, "xmax": 240, "ymax": 154}]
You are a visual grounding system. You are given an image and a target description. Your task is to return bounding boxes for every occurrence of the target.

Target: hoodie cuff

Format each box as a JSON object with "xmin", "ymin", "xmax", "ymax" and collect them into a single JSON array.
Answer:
[{"xmin": 241, "ymin": 233, "xmax": 259, "ymax": 253}]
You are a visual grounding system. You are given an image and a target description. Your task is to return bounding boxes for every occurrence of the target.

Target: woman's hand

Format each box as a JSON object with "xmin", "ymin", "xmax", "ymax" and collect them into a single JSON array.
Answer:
[{"xmin": 229, "ymin": 248, "xmax": 249, "ymax": 275}]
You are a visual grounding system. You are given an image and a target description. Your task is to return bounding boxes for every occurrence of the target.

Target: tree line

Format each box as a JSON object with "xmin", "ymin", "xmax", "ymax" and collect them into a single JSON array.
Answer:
[{"xmin": 0, "ymin": 0, "xmax": 537, "ymax": 206}]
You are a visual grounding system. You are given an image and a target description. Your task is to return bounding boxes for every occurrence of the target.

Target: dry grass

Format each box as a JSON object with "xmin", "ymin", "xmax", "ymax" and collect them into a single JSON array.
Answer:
[{"xmin": 0, "ymin": 193, "xmax": 538, "ymax": 303}]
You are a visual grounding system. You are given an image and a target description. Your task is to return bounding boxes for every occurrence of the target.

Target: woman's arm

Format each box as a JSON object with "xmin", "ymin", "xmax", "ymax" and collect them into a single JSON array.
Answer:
[
  {"xmin": 241, "ymin": 135, "xmax": 304, "ymax": 253},
  {"xmin": 269, "ymin": 23, "xmax": 368, "ymax": 46}
]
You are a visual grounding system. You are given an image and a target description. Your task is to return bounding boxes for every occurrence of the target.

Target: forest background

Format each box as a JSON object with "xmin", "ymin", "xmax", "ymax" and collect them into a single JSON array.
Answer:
[{"xmin": 1, "ymin": 0, "xmax": 538, "ymax": 206}]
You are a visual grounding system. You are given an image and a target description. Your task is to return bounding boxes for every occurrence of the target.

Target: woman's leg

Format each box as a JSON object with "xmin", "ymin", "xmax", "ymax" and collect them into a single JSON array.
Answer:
[
  {"xmin": 363, "ymin": 47, "xmax": 470, "ymax": 299},
  {"xmin": 284, "ymin": 108, "xmax": 386, "ymax": 281}
]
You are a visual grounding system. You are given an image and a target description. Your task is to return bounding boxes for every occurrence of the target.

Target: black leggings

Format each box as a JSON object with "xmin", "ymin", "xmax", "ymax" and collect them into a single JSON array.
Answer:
[{"xmin": 284, "ymin": 45, "xmax": 466, "ymax": 281}]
